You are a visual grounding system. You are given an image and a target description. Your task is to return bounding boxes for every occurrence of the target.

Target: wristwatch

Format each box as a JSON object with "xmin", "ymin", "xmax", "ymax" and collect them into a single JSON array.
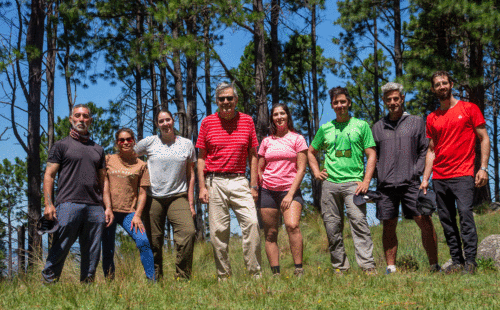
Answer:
[
  {"xmin": 251, "ymin": 186, "xmax": 258, "ymax": 190},
  {"xmin": 480, "ymin": 167, "xmax": 488, "ymax": 172}
]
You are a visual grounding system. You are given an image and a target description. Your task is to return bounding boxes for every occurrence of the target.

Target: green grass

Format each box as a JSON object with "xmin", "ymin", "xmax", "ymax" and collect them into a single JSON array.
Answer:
[{"xmin": 1, "ymin": 210, "xmax": 499, "ymax": 309}]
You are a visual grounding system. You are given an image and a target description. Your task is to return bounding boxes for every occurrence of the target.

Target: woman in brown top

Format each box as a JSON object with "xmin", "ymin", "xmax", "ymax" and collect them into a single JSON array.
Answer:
[{"xmin": 101, "ymin": 128, "xmax": 155, "ymax": 280}]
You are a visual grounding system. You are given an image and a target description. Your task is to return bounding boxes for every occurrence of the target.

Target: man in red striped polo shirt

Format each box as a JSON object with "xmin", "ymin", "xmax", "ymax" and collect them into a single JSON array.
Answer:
[{"xmin": 196, "ymin": 82, "xmax": 262, "ymax": 281}]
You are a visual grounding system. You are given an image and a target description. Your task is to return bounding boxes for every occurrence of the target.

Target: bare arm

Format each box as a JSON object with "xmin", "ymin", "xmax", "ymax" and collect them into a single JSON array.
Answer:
[
  {"xmin": 257, "ymin": 156, "xmax": 266, "ymax": 186},
  {"xmin": 249, "ymin": 147, "xmax": 258, "ymax": 202},
  {"xmin": 281, "ymin": 150, "xmax": 308, "ymax": 210},
  {"xmin": 43, "ymin": 162, "xmax": 60, "ymax": 220},
  {"xmin": 187, "ymin": 162, "xmax": 196, "ymax": 216},
  {"xmin": 420, "ymin": 138, "xmax": 436, "ymax": 194},
  {"xmin": 307, "ymin": 145, "xmax": 328, "ymax": 181},
  {"xmin": 355, "ymin": 147, "xmax": 376, "ymax": 195},
  {"xmin": 100, "ymin": 168, "xmax": 114, "ymax": 227},
  {"xmin": 130, "ymin": 186, "xmax": 148, "ymax": 234},
  {"xmin": 474, "ymin": 124, "xmax": 490, "ymax": 187},
  {"xmin": 197, "ymin": 148, "xmax": 209, "ymax": 204}
]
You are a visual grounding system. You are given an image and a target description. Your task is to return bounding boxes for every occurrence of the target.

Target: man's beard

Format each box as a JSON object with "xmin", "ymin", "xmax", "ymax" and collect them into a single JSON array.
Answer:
[
  {"xmin": 437, "ymin": 88, "xmax": 452, "ymax": 101},
  {"xmin": 71, "ymin": 121, "xmax": 88, "ymax": 134}
]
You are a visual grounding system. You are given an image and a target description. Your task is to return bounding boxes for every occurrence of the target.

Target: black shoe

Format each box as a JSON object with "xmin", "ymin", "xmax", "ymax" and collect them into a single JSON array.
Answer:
[
  {"xmin": 429, "ymin": 263, "xmax": 441, "ymax": 273},
  {"xmin": 462, "ymin": 262, "xmax": 476, "ymax": 275},
  {"xmin": 443, "ymin": 262, "xmax": 463, "ymax": 274}
]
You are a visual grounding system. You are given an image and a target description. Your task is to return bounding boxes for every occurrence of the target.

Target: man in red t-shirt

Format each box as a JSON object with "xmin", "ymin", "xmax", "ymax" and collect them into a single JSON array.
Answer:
[
  {"xmin": 196, "ymin": 82, "xmax": 262, "ymax": 280},
  {"xmin": 421, "ymin": 71, "xmax": 490, "ymax": 275}
]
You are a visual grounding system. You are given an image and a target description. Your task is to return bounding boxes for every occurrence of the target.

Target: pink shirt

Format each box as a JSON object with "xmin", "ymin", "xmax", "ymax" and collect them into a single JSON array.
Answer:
[{"xmin": 258, "ymin": 132, "xmax": 308, "ymax": 191}]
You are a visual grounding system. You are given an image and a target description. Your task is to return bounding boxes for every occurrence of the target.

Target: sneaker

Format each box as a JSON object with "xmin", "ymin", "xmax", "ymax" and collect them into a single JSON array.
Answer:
[
  {"xmin": 385, "ymin": 267, "xmax": 396, "ymax": 275},
  {"xmin": 462, "ymin": 262, "xmax": 476, "ymax": 275},
  {"xmin": 251, "ymin": 273, "xmax": 262, "ymax": 280},
  {"xmin": 443, "ymin": 262, "xmax": 464, "ymax": 275},
  {"xmin": 218, "ymin": 276, "xmax": 229, "ymax": 282},
  {"xmin": 294, "ymin": 268, "xmax": 304, "ymax": 277},
  {"xmin": 429, "ymin": 263, "xmax": 441, "ymax": 273},
  {"xmin": 364, "ymin": 268, "xmax": 378, "ymax": 276}
]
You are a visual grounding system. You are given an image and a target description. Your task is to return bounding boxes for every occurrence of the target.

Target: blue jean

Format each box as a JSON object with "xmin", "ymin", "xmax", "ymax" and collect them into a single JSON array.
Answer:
[
  {"xmin": 102, "ymin": 212, "xmax": 155, "ymax": 280},
  {"xmin": 42, "ymin": 202, "xmax": 106, "ymax": 283}
]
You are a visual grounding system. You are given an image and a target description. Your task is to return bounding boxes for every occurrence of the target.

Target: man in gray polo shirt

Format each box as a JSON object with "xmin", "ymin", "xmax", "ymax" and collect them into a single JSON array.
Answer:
[{"xmin": 372, "ymin": 82, "xmax": 439, "ymax": 274}]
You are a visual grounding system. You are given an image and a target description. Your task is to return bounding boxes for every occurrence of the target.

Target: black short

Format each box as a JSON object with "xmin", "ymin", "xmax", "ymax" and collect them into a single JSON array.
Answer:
[
  {"xmin": 376, "ymin": 184, "xmax": 421, "ymax": 220},
  {"xmin": 258, "ymin": 187, "xmax": 304, "ymax": 209}
]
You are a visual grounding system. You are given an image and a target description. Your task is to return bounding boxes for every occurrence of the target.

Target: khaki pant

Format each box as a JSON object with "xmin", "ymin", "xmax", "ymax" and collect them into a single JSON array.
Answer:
[
  {"xmin": 321, "ymin": 181, "xmax": 375, "ymax": 270},
  {"xmin": 207, "ymin": 175, "xmax": 262, "ymax": 277},
  {"xmin": 143, "ymin": 193, "xmax": 196, "ymax": 279}
]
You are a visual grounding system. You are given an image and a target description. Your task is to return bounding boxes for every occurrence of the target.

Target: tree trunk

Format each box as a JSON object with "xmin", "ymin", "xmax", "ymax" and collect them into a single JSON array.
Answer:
[
  {"xmin": 171, "ymin": 20, "xmax": 187, "ymax": 137},
  {"xmin": 26, "ymin": 0, "xmax": 45, "ymax": 266},
  {"xmin": 310, "ymin": 3, "xmax": 321, "ymax": 211},
  {"xmin": 493, "ymin": 85, "xmax": 499, "ymax": 201},
  {"xmin": 254, "ymin": 0, "xmax": 268, "ymax": 142},
  {"xmin": 270, "ymin": 0, "xmax": 280, "ymax": 106},
  {"xmin": 8, "ymin": 203, "xmax": 12, "ymax": 278},
  {"xmin": 46, "ymin": 1, "xmax": 57, "ymax": 151},
  {"xmin": 17, "ymin": 225, "xmax": 25, "ymax": 274},
  {"xmin": 203, "ymin": 11, "xmax": 212, "ymax": 116},
  {"xmin": 373, "ymin": 12, "xmax": 380, "ymax": 123},
  {"xmin": 186, "ymin": 14, "xmax": 198, "ymax": 140},
  {"xmin": 393, "ymin": 0, "xmax": 402, "ymax": 77},
  {"xmin": 469, "ymin": 38, "xmax": 490, "ymax": 205},
  {"xmin": 135, "ymin": 12, "xmax": 144, "ymax": 140}
]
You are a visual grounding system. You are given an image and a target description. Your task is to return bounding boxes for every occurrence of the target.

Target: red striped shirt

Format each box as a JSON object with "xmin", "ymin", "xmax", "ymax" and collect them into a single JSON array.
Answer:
[{"xmin": 196, "ymin": 112, "xmax": 258, "ymax": 174}]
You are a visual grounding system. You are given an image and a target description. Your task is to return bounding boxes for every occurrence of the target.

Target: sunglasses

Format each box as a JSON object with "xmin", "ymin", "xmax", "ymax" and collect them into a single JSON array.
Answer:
[
  {"xmin": 118, "ymin": 137, "xmax": 134, "ymax": 144},
  {"xmin": 218, "ymin": 96, "xmax": 234, "ymax": 102},
  {"xmin": 334, "ymin": 133, "xmax": 352, "ymax": 158}
]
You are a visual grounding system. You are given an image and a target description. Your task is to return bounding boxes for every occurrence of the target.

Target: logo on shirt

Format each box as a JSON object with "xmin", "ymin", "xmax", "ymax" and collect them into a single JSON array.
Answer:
[{"xmin": 458, "ymin": 115, "xmax": 463, "ymax": 119}]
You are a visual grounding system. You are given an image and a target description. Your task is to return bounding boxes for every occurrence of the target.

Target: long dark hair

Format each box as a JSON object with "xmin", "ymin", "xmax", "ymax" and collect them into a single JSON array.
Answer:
[{"xmin": 269, "ymin": 103, "xmax": 295, "ymax": 135}]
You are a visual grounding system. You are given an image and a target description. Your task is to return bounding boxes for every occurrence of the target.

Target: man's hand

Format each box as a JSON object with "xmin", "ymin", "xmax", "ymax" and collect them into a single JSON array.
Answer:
[
  {"xmin": 314, "ymin": 169, "xmax": 328, "ymax": 181},
  {"xmin": 44, "ymin": 205, "xmax": 57, "ymax": 221},
  {"xmin": 251, "ymin": 187, "xmax": 258, "ymax": 202},
  {"xmin": 475, "ymin": 170, "xmax": 488, "ymax": 187},
  {"xmin": 105, "ymin": 208, "xmax": 114, "ymax": 228},
  {"xmin": 355, "ymin": 181, "xmax": 370, "ymax": 195},
  {"xmin": 199, "ymin": 187, "xmax": 209, "ymax": 204},
  {"xmin": 130, "ymin": 214, "xmax": 145, "ymax": 234},
  {"xmin": 419, "ymin": 179, "xmax": 429, "ymax": 194}
]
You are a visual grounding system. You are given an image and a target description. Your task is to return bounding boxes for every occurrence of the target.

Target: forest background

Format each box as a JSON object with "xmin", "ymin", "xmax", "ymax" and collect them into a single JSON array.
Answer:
[{"xmin": 0, "ymin": 0, "xmax": 500, "ymax": 278}]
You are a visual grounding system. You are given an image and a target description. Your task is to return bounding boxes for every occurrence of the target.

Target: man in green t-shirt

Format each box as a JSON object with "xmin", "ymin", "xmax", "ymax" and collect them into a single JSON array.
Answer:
[{"xmin": 308, "ymin": 86, "xmax": 377, "ymax": 274}]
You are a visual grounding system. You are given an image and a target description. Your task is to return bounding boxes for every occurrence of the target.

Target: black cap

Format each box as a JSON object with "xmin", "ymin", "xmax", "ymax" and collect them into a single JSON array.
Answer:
[
  {"xmin": 417, "ymin": 189, "xmax": 437, "ymax": 216},
  {"xmin": 353, "ymin": 190, "xmax": 382, "ymax": 206},
  {"xmin": 36, "ymin": 216, "xmax": 59, "ymax": 235}
]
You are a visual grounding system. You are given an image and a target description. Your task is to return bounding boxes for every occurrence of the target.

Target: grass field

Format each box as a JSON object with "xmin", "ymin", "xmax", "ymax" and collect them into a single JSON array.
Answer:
[{"xmin": 1, "ymin": 210, "xmax": 499, "ymax": 309}]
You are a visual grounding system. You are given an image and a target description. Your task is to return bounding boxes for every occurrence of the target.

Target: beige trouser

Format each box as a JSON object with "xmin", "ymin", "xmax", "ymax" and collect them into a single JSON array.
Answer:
[{"xmin": 207, "ymin": 175, "xmax": 262, "ymax": 277}]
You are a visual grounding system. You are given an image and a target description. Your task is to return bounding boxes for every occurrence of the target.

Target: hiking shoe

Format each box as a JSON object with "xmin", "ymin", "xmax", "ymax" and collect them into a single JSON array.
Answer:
[
  {"xmin": 333, "ymin": 268, "xmax": 348, "ymax": 276},
  {"xmin": 294, "ymin": 268, "xmax": 304, "ymax": 277},
  {"xmin": 443, "ymin": 262, "xmax": 463, "ymax": 274},
  {"xmin": 429, "ymin": 263, "xmax": 441, "ymax": 273},
  {"xmin": 251, "ymin": 273, "xmax": 262, "ymax": 280},
  {"xmin": 462, "ymin": 262, "xmax": 476, "ymax": 275},
  {"xmin": 385, "ymin": 267, "xmax": 396, "ymax": 275},
  {"xmin": 364, "ymin": 268, "xmax": 378, "ymax": 276}
]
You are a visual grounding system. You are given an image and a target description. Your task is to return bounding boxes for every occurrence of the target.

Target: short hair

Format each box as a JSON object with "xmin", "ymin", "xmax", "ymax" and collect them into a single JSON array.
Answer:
[
  {"xmin": 381, "ymin": 82, "xmax": 404, "ymax": 98},
  {"xmin": 215, "ymin": 82, "xmax": 239, "ymax": 101},
  {"xmin": 431, "ymin": 71, "xmax": 453, "ymax": 87},
  {"xmin": 269, "ymin": 103, "xmax": 295, "ymax": 135},
  {"xmin": 71, "ymin": 104, "xmax": 91, "ymax": 117},
  {"xmin": 114, "ymin": 128, "xmax": 136, "ymax": 142},
  {"xmin": 328, "ymin": 86, "xmax": 351, "ymax": 103},
  {"xmin": 156, "ymin": 108, "xmax": 174, "ymax": 124}
]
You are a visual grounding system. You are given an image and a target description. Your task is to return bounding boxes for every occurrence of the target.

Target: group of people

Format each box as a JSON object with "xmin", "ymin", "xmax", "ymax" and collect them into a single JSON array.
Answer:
[{"xmin": 40, "ymin": 70, "xmax": 490, "ymax": 283}]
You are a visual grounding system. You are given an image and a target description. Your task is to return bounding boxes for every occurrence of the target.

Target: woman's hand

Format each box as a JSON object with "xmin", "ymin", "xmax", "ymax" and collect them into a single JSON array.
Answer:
[
  {"xmin": 280, "ymin": 193, "xmax": 294, "ymax": 212},
  {"xmin": 130, "ymin": 214, "xmax": 146, "ymax": 234}
]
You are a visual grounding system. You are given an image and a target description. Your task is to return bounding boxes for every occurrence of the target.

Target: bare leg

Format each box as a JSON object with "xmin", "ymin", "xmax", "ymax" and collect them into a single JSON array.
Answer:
[
  {"xmin": 260, "ymin": 208, "xmax": 281, "ymax": 267},
  {"xmin": 414, "ymin": 215, "xmax": 438, "ymax": 265},
  {"xmin": 282, "ymin": 201, "xmax": 303, "ymax": 265},
  {"xmin": 383, "ymin": 218, "xmax": 398, "ymax": 266}
]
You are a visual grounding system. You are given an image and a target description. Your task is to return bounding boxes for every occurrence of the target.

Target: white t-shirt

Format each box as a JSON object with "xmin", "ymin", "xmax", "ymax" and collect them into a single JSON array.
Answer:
[{"xmin": 135, "ymin": 135, "xmax": 196, "ymax": 198}]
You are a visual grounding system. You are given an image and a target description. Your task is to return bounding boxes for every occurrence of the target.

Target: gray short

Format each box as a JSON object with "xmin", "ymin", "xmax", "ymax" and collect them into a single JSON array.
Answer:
[
  {"xmin": 258, "ymin": 187, "xmax": 304, "ymax": 209},
  {"xmin": 376, "ymin": 184, "xmax": 421, "ymax": 220}
]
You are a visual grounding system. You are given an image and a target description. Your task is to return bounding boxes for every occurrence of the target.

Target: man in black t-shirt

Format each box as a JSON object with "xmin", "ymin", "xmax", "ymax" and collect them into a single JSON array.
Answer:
[{"xmin": 42, "ymin": 104, "xmax": 113, "ymax": 283}]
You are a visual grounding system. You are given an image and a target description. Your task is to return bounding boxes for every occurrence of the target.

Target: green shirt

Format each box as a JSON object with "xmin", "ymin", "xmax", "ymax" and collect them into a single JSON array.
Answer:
[{"xmin": 311, "ymin": 117, "xmax": 375, "ymax": 183}]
